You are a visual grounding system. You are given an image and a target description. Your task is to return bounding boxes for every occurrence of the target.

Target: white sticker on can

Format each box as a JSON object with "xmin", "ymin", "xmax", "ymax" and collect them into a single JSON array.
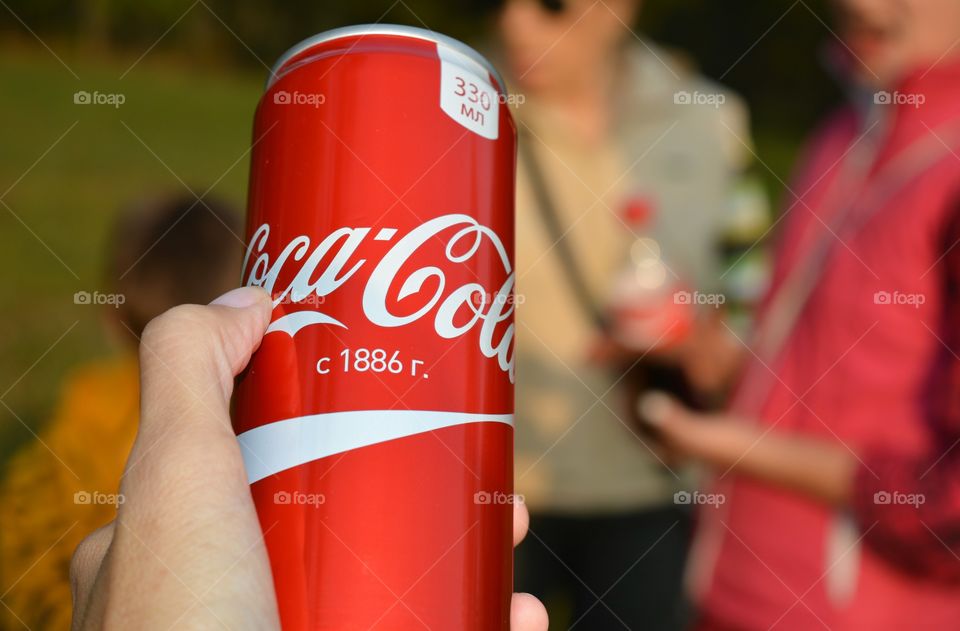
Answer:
[{"xmin": 437, "ymin": 43, "xmax": 499, "ymax": 140}]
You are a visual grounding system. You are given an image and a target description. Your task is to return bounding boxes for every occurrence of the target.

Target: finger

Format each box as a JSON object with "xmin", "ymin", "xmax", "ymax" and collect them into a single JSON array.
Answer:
[
  {"xmin": 637, "ymin": 390, "xmax": 683, "ymax": 428},
  {"xmin": 100, "ymin": 287, "xmax": 279, "ymax": 628},
  {"xmin": 513, "ymin": 499, "xmax": 529, "ymax": 547},
  {"xmin": 122, "ymin": 287, "xmax": 272, "ymax": 501},
  {"xmin": 123, "ymin": 283, "xmax": 272, "ymax": 525},
  {"xmin": 510, "ymin": 592, "xmax": 549, "ymax": 631},
  {"xmin": 70, "ymin": 522, "xmax": 115, "ymax": 627},
  {"xmin": 638, "ymin": 391, "xmax": 750, "ymax": 465},
  {"xmin": 637, "ymin": 391, "xmax": 712, "ymax": 458},
  {"xmin": 136, "ymin": 286, "xmax": 272, "ymax": 438}
]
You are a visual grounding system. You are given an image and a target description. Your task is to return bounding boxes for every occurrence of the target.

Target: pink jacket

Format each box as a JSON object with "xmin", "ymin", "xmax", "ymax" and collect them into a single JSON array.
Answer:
[{"xmin": 693, "ymin": 58, "xmax": 960, "ymax": 630}]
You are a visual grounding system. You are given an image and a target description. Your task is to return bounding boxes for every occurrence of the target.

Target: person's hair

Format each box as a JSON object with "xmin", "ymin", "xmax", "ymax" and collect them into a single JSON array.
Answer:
[{"xmin": 105, "ymin": 193, "xmax": 244, "ymax": 339}]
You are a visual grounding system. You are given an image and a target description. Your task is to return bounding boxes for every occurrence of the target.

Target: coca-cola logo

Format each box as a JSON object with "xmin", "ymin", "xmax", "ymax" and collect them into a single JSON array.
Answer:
[{"xmin": 241, "ymin": 213, "xmax": 516, "ymax": 382}]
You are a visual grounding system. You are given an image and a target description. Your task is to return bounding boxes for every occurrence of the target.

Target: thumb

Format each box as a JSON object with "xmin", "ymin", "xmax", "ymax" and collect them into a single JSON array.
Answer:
[
  {"xmin": 137, "ymin": 286, "xmax": 272, "ymax": 435},
  {"xmin": 86, "ymin": 287, "xmax": 279, "ymax": 629},
  {"xmin": 637, "ymin": 390, "xmax": 686, "ymax": 429},
  {"xmin": 636, "ymin": 390, "xmax": 704, "ymax": 453},
  {"xmin": 121, "ymin": 285, "xmax": 272, "ymax": 507}
]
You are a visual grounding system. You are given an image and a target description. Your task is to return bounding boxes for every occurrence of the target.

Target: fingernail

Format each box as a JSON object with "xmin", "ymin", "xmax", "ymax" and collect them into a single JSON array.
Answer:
[
  {"xmin": 210, "ymin": 286, "xmax": 269, "ymax": 309},
  {"xmin": 638, "ymin": 391, "xmax": 673, "ymax": 426}
]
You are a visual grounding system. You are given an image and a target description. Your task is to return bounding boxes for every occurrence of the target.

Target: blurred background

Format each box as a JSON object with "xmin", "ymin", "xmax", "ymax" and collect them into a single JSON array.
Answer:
[
  {"xmin": 0, "ymin": 0, "xmax": 839, "ymax": 463},
  {"xmin": 1, "ymin": 1, "xmax": 854, "ymax": 629}
]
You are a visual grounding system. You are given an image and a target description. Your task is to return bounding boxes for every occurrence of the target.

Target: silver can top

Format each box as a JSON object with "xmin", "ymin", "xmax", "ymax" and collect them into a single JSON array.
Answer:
[{"xmin": 267, "ymin": 24, "xmax": 506, "ymax": 93}]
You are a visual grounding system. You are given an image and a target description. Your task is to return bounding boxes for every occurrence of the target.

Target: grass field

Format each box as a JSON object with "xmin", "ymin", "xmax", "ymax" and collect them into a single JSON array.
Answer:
[{"xmin": 0, "ymin": 49, "xmax": 265, "ymax": 463}]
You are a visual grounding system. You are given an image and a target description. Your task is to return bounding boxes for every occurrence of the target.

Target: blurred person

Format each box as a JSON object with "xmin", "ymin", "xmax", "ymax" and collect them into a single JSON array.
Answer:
[
  {"xmin": 68, "ymin": 286, "xmax": 549, "ymax": 630},
  {"xmin": 635, "ymin": 1, "xmax": 960, "ymax": 629},
  {"xmin": 0, "ymin": 193, "xmax": 243, "ymax": 630},
  {"xmin": 490, "ymin": 0, "xmax": 764, "ymax": 628}
]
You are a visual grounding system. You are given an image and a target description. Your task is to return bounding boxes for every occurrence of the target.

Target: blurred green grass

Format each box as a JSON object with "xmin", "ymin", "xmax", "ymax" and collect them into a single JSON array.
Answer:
[{"xmin": 0, "ymin": 49, "xmax": 264, "ymax": 463}]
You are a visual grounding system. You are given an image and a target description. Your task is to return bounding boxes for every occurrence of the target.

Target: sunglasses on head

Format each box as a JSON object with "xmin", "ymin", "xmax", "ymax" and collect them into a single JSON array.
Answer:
[
  {"xmin": 538, "ymin": 0, "xmax": 566, "ymax": 13},
  {"xmin": 488, "ymin": 0, "xmax": 567, "ymax": 15}
]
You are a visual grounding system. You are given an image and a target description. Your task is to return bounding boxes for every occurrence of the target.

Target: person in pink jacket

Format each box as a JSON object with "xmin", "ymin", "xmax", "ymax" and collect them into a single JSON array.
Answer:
[{"xmin": 643, "ymin": 0, "xmax": 960, "ymax": 629}]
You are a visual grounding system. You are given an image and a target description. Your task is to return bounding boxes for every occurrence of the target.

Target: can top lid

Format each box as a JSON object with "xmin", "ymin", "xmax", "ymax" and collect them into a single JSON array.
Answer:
[{"xmin": 267, "ymin": 24, "xmax": 506, "ymax": 93}]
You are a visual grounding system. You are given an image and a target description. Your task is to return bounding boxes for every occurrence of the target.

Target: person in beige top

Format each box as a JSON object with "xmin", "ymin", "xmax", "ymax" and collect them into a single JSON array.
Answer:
[{"xmin": 488, "ymin": 0, "xmax": 762, "ymax": 628}]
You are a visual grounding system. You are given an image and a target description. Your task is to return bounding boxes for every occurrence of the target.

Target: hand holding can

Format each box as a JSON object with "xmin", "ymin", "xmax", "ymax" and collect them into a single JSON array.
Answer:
[{"xmin": 68, "ymin": 288, "xmax": 547, "ymax": 630}]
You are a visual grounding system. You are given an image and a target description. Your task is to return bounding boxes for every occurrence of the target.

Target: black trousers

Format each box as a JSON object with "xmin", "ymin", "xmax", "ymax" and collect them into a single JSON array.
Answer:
[{"xmin": 515, "ymin": 506, "xmax": 692, "ymax": 631}]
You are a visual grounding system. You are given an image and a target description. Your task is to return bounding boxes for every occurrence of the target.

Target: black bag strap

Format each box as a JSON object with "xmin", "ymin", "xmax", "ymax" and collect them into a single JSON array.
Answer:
[{"xmin": 518, "ymin": 137, "xmax": 612, "ymax": 335}]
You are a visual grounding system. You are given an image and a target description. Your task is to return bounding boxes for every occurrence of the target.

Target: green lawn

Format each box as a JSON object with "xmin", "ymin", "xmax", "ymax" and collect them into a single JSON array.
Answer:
[{"xmin": 0, "ymin": 50, "xmax": 265, "ymax": 462}]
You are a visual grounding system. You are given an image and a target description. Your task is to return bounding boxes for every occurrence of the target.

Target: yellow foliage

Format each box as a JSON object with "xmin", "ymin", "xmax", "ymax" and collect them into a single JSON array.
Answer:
[{"xmin": 0, "ymin": 354, "xmax": 139, "ymax": 630}]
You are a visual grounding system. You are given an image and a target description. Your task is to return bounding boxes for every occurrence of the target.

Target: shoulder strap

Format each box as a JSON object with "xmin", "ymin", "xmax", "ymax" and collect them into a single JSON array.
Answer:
[{"xmin": 518, "ymin": 137, "xmax": 612, "ymax": 334}]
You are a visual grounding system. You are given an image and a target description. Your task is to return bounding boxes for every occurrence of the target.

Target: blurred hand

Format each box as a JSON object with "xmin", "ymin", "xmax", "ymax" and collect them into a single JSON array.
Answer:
[
  {"xmin": 638, "ymin": 391, "xmax": 749, "ymax": 464},
  {"xmin": 638, "ymin": 391, "xmax": 855, "ymax": 505},
  {"xmin": 70, "ymin": 287, "xmax": 547, "ymax": 631}
]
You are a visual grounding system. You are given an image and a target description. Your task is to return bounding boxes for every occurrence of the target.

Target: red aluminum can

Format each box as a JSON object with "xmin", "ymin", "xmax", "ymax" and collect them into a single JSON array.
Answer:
[{"xmin": 233, "ymin": 25, "xmax": 517, "ymax": 630}]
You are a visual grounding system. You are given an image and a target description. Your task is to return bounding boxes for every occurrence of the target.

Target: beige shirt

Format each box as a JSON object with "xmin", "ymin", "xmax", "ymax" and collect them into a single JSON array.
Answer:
[{"xmin": 513, "ymin": 43, "xmax": 752, "ymax": 513}]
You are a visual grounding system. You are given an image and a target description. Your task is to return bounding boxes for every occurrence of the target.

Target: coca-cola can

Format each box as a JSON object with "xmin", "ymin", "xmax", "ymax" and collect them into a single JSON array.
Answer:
[{"xmin": 233, "ymin": 25, "xmax": 517, "ymax": 630}]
